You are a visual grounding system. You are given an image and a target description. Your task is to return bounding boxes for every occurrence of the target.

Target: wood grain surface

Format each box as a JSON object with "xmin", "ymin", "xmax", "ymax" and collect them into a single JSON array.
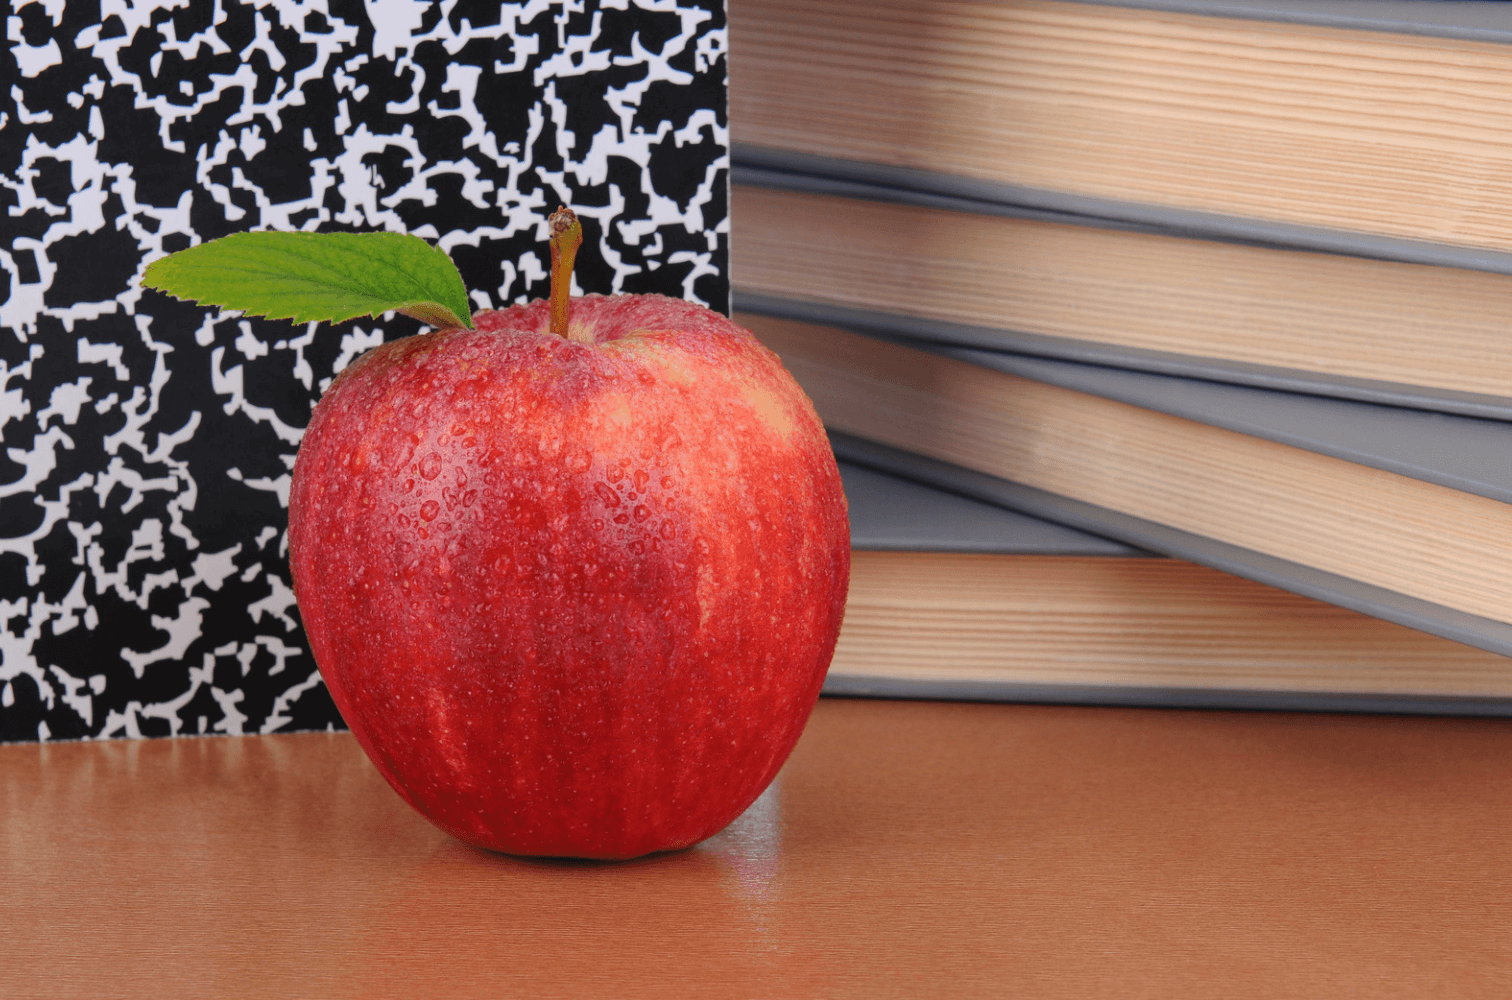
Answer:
[
  {"xmin": 6, "ymin": 698, "xmax": 1512, "ymax": 998},
  {"xmin": 730, "ymin": 0, "xmax": 1512, "ymax": 251},
  {"xmin": 731, "ymin": 185, "xmax": 1512, "ymax": 398}
]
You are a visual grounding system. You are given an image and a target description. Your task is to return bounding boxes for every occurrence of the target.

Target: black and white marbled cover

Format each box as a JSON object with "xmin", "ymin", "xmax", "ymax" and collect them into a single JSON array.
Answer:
[{"xmin": 1, "ymin": 0, "xmax": 729, "ymax": 743}]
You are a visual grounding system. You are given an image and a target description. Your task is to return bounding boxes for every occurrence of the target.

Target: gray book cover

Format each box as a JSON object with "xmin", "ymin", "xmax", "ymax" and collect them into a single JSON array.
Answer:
[
  {"xmin": 832, "ymin": 441, "xmax": 1512, "ymax": 716},
  {"xmin": 1080, "ymin": 0, "xmax": 1512, "ymax": 42},
  {"xmin": 840, "ymin": 459, "xmax": 1145, "ymax": 557},
  {"xmin": 731, "ymin": 173, "xmax": 1512, "ymax": 423},
  {"xmin": 731, "ymin": 146, "xmax": 1512, "ymax": 282},
  {"xmin": 754, "ymin": 299, "xmax": 1512, "ymax": 508},
  {"xmin": 833, "ymin": 431, "xmax": 1512, "ymax": 661},
  {"xmin": 814, "ymin": 329, "xmax": 1512, "ymax": 646},
  {"xmin": 731, "ymin": 0, "xmax": 1512, "ymax": 420}
]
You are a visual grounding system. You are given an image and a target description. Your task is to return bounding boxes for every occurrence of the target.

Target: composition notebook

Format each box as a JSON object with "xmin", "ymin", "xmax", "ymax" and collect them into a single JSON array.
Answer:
[{"xmin": 0, "ymin": 0, "xmax": 731, "ymax": 744}]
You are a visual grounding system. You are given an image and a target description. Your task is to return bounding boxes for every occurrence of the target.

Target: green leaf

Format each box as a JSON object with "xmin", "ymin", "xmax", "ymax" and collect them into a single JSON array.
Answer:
[{"xmin": 142, "ymin": 230, "xmax": 473, "ymax": 330}]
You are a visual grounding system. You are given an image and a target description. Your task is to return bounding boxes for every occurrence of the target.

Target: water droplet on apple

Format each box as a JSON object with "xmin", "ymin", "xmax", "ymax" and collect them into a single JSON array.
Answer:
[
  {"xmin": 629, "ymin": 540, "xmax": 646, "ymax": 555},
  {"xmin": 594, "ymin": 482, "xmax": 620, "ymax": 508},
  {"xmin": 419, "ymin": 452, "xmax": 443, "ymax": 480},
  {"xmin": 421, "ymin": 500, "xmax": 441, "ymax": 521},
  {"xmin": 633, "ymin": 504, "xmax": 650, "ymax": 522},
  {"xmin": 634, "ymin": 469, "xmax": 650, "ymax": 492},
  {"xmin": 659, "ymin": 520, "xmax": 676, "ymax": 540},
  {"xmin": 607, "ymin": 465, "xmax": 624, "ymax": 483},
  {"xmin": 394, "ymin": 434, "xmax": 420, "ymax": 472}
]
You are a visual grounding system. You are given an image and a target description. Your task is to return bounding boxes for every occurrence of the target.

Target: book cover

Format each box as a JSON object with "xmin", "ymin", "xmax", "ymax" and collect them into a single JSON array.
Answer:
[
  {"xmin": 1085, "ymin": 0, "xmax": 1512, "ymax": 41},
  {"xmin": 730, "ymin": 179, "xmax": 1512, "ymax": 421},
  {"xmin": 842, "ymin": 457, "xmax": 1145, "ymax": 557},
  {"xmin": 0, "ymin": 0, "xmax": 730, "ymax": 744},
  {"xmin": 730, "ymin": 0, "xmax": 1512, "ymax": 257},
  {"xmin": 749, "ymin": 315, "xmax": 1512, "ymax": 653},
  {"xmin": 836, "ymin": 453, "xmax": 1512, "ymax": 715}
]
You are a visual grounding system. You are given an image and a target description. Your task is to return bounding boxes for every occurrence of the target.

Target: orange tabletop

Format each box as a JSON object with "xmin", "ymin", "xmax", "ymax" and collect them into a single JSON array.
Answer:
[{"xmin": 5, "ymin": 697, "xmax": 1512, "ymax": 998}]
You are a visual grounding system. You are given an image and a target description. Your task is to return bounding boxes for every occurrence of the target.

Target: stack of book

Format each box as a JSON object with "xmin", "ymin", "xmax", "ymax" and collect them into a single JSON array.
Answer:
[{"xmin": 728, "ymin": 0, "xmax": 1512, "ymax": 712}]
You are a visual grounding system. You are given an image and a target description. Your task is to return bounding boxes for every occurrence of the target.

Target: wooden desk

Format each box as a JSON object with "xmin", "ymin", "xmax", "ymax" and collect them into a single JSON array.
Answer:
[{"xmin": 5, "ymin": 698, "xmax": 1511, "ymax": 998}]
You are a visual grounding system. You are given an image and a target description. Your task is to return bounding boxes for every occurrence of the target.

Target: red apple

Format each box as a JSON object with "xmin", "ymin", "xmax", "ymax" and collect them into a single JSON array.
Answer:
[{"xmin": 286, "ymin": 285, "xmax": 850, "ymax": 859}]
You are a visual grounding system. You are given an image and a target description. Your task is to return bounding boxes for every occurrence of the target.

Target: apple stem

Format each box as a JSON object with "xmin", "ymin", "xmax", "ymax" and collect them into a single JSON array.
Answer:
[{"xmin": 549, "ymin": 206, "xmax": 582, "ymax": 339}]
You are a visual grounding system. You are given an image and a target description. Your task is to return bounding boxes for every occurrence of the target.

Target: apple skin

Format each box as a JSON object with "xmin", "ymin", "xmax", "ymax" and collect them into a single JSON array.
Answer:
[{"xmin": 287, "ymin": 293, "xmax": 850, "ymax": 860}]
